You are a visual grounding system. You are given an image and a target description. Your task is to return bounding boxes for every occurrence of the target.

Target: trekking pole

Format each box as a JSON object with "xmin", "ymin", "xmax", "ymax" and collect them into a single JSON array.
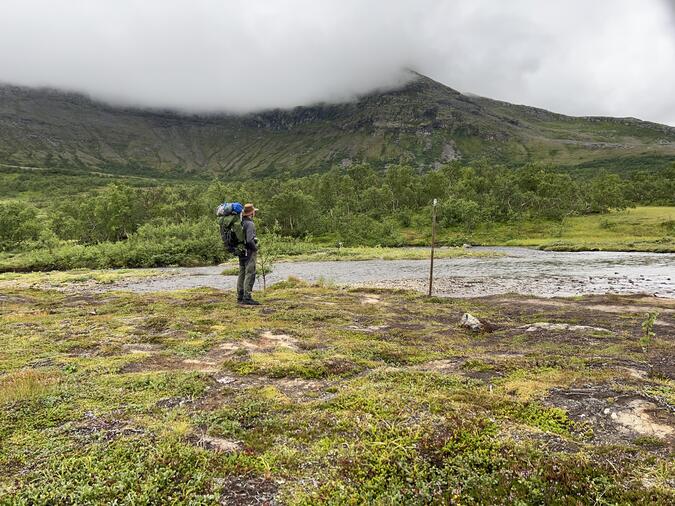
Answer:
[{"xmin": 428, "ymin": 198, "xmax": 437, "ymax": 296}]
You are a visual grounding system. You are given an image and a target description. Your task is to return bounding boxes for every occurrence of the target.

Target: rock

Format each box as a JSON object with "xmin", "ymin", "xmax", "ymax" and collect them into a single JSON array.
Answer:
[
  {"xmin": 441, "ymin": 142, "xmax": 461, "ymax": 162},
  {"xmin": 621, "ymin": 367, "xmax": 647, "ymax": 380},
  {"xmin": 460, "ymin": 313, "xmax": 483, "ymax": 331},
  {"xmin": 345, "ymin": 324, "xmax": 389, "ymax": 333},
  {"xmin": 462, "ymin": 243, "xmax": 472, "ymax": 249},
  {"xmin": 520, "ymin": 322, "xmax": 611, "ymax": 333},
  {"xmin": 197, "ymin": 435, "xmax": 241, "ymax": 453},
  {"xmin": 612, "ymin": 400, "xmax": 673, "ymax": 438}
]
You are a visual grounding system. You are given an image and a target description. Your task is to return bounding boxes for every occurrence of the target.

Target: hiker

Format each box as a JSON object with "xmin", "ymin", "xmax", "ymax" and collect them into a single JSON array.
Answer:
[{"xmin": 237, "ymin": 203, "xmax": 260, "ymax": 305}]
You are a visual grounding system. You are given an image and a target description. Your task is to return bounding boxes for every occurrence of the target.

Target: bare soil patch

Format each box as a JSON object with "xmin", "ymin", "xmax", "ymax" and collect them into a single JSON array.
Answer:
[
  {"xmin": 546, "ymin": 386, "xmax": 675, "ymax": 450},
  {"xmin": 416, "ymin": 358, "xmax": 465, "ymax": 374},
  {"xmin": 120, "ymin": 355, "xmax": 219, "ymax": 374},
  {"xmin": 121, "ymin": 343, "xmax": 163, "ymax": 354},
  {"xmin": 212, "ymin": 374, "xmax": 333, "ymax": 403},
  {"xmin": 216, "ymin": 475, "xmax": 279, "ymax": 505},
  {"xmin": 360, "ymin": 293, "xmax": 383, "ymax": 305},
  {"xmin": 119, "ymin": 330, "xmax": 303, "ymax": 374},
  {"xmin": 63, "ymin": 412, "xmax": 145, "ymax": 442},
  {"xmin": 205, "ymin": 331, "xmax": 300, "ymax": 362}
]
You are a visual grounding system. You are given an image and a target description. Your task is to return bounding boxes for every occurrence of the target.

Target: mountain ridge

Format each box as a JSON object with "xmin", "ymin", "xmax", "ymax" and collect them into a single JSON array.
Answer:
[{"xmin": 1, "ymin": 73, "xmax": 674, "ymax": 177}]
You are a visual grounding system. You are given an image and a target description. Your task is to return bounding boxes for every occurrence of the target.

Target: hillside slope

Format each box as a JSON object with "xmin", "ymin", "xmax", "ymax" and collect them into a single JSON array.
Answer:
[{"xmin": 1, "ymin": 73, "xmax": 674, "ymax": 177}]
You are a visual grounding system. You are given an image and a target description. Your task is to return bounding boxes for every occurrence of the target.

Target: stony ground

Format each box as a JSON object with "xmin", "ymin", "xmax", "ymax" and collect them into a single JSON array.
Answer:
[{"xmin": 0, "ymin": 275, "xmax": 673, "ymax": 504}]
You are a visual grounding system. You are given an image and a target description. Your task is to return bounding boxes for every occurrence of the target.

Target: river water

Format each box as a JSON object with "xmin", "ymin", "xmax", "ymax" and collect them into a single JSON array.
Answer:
[{"xmin": 110, "ymin": 247, "xmax": 675, "ymax": 298}]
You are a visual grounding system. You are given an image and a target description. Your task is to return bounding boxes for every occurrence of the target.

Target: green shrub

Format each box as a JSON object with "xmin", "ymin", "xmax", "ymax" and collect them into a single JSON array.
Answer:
[
  {"xmin": 11, "ymin": 437, "xmax": 219, "ymax": 504},
  {"xmin": 0, "ymin": 201, "xmax": 47, "ymax": 251}
]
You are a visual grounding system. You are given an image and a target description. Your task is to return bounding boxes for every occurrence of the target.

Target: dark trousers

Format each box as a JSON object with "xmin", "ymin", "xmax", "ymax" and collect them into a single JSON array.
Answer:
[{"xmin": 237, "ymin": 251, "xmax": 257, "ymax": 298}]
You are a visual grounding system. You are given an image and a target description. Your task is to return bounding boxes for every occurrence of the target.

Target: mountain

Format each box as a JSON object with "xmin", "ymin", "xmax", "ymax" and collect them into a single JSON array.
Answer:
[{"xmin": 1, "ymin": 73, "xmax": 674, "ymax": 178}]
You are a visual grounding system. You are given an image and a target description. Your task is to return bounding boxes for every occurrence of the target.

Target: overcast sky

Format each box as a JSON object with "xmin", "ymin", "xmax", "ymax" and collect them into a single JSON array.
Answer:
[{"xmin": 1, "ymin": 0, "xmax": 674, "ymax": 125}]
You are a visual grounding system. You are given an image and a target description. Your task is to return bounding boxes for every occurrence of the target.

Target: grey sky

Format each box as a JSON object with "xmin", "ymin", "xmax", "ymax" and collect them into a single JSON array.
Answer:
[{"xmin": 1, "ymin": 0, "xmax": 674, "ymax": 125}]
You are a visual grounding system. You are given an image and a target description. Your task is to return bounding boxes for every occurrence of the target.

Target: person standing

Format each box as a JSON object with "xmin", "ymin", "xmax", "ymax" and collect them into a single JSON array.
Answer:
[{"xmin": 237, "ymin": 203, "xmax": 260, "ymax": 305}]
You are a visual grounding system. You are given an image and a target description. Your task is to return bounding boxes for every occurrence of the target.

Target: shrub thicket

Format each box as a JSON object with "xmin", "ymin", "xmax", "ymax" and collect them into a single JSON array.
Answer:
[{"xmin": 1, "ymin": 161, "xmax": 673, "ymax": 270}]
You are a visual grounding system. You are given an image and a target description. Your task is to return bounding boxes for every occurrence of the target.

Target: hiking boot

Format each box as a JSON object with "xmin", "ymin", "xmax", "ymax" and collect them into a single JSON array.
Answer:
[
  {"xmin": 240, "ymin": 297, "xmax": 261, "ymax": 306},
  {"xmin": 237, "ymin": 291, "xmax": 244, "ymax": 303}
]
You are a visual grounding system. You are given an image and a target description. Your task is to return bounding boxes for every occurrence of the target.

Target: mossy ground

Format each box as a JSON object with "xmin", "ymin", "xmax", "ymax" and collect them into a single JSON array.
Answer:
[{"xmin": 1, "ymin": 277, "xmax": 673, "ymax": 504}]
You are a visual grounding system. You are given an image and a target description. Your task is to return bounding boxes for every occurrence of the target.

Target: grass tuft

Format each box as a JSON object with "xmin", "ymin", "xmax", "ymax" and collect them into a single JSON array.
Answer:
[{"xmin": 0, "ymin": 369, "xmax": 60, "ymax": 404}]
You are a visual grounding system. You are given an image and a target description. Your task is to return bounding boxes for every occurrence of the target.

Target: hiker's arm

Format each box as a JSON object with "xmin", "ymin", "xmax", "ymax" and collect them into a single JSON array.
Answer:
[{"xmin": 245, "ymin": 222, "xmax": 258, "ymax": 251}]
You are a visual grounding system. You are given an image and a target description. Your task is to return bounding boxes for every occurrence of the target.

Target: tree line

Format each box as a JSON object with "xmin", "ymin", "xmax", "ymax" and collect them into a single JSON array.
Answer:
[{"xmin": 1, "ymin": 162, "xmax": 673, "ymax": 269}]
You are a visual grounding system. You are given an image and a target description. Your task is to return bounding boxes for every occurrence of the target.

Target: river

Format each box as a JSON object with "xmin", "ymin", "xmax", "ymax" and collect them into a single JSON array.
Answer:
[{"xmin": 107, "ymin": 247, "xmax": 675, "ymax": 298}]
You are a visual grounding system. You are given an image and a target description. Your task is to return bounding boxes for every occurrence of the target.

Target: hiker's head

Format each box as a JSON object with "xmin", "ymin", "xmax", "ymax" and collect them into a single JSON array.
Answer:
[{"xmin": 243, "ymin": 203, "xmax": 258, "ymax": 218}]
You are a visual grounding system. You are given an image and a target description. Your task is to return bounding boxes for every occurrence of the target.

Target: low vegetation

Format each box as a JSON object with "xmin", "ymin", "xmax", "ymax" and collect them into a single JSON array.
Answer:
[
  {"xmin": 0, "ymin": 277, "xmax": 673, "ymax": 503},
  {"xmin": 436, "ymin": 206, "xmax": 675, "ymax": 252}
]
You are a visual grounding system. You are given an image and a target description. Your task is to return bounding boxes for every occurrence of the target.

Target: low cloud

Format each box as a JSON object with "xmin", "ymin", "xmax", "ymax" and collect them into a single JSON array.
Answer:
[{"xmin": 1, "ymin": 0, "xmax": 674, "ymax": 125}]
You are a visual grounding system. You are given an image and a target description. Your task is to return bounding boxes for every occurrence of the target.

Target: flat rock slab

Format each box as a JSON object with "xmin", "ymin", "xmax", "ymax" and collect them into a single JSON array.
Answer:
[
  {"xmin": 521, "ymin": 322, "xmax": 611, "ymax": 333},
  {"xmin": 194, "ymin": 434, "xmax": 241, "ymax": 453},
  {"xmin": 546, "ymin": 387, "xmax": 675, "ymax": 449},
  {"xmin": 345, "ymin": 324, "xmax": 389, "ymax": 333},
  {"xmin": 608, "ymin": 399, "xmax": 674, "ymax": 439}
]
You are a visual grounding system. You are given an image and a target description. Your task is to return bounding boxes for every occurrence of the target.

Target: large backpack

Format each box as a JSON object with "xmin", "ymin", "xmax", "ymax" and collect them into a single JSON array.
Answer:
[{"xmin": 216, "ymin": 202, "xmax": 245, "ymax": 256}]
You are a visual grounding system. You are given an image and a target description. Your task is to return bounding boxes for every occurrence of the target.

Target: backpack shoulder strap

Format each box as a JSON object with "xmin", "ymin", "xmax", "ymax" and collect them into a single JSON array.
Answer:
[{"xmin": 234, "ymin": 217, "xmax": 245, "ymax": 242}]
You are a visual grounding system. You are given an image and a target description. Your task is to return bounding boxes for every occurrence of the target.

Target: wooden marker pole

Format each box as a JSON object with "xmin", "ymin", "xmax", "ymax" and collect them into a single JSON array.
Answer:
[{"xmin": 428, "ymin": 198, "xmax": 438, "ymax": 296}]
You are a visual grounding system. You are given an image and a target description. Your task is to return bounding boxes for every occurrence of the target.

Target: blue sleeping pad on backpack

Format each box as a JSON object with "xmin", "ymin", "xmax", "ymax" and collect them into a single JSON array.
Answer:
[{"xmin": 216, "ymin": 202, "xmax": 243, "ymax": 216}]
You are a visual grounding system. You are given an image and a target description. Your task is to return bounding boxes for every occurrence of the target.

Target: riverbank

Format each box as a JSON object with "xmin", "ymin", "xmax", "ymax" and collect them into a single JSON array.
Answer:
[
  {"xmin": 430, "ymin": 206, "xmax": 675, "ymax": 253},
  {"xmin": 268, "ymin": 245, "xmax": 495, "ymax": 262},
  {"xmin": 1, "ymin": 281, "xmax": 673, "ymax": 503},
  {"xmin": 276, "ymin": 207, "xmax": 675, "ymax": 256}
]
